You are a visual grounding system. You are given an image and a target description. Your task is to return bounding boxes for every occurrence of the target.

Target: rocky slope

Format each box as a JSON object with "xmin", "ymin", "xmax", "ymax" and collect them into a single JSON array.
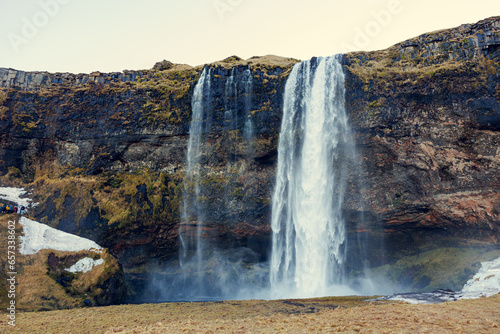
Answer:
[
  {"xmin": 0, "ymin": 214, "xmax": 126, "ymax": 311},
  {"xmin": 339, "ymin": 16, "xmax": 500, "ymax": 288},
  {"xmin": 0, "ymin": 17, "xmax": 499, "ymax": 300}
]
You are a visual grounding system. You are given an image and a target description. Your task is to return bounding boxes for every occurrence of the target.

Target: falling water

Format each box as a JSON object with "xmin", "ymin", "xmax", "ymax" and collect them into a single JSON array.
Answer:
[
  {"xmin": 145, "ymin": 57, "xmax": 389, "ymax": 303},
  {"xmin": 242, "ymin": 67, "xmax": 255, "ymax": 156},
  {"xmin": 179, "ymin": 67, "xmax": 212, "ymax": 296},
  {"xmin": 270, "ymin": 55, "xmax": 351, "ymax": 298},
  {"xmin": 175, "ymin": 65, "xmax": 260, "ymax": 301},
  {"xmin": 224, "ymin": 68, "xmax": 238, "ymax": 132}
]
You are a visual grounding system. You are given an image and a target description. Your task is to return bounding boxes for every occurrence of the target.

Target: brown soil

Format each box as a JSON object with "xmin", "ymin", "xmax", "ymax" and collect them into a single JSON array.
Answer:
[{"xmin": 1, "ymin": 294, "xmax": 499, "ymax": 333}]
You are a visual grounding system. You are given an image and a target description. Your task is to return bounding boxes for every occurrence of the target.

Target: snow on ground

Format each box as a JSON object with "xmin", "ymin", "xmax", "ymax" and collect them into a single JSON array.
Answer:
[
  {"xmin": 385, "ymin": 290, "xmax": 456, "ymax": 305},
  {"xmin": 65, "ymin": 257, "xmax": 105, "ymax": 274},
  {"xmin": 458, "ymin": 257, "xmax": 500, "ymax": 299},
  {"xmin": 0, "ymin": 187, "xmax": 33, "ymax": 207},
  {"xmin": 19, "ymin": 217, "xmax": 102, "ymax": 255},
  {"xmin": 384, "ymin": 256, "xmax": 500, "ymax": 304}
]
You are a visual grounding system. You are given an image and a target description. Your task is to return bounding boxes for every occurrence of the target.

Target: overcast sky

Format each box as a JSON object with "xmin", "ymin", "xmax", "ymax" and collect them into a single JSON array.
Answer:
[{"xmin": 1, "ymin": 0, "xmax": 499, "ymax": 73}]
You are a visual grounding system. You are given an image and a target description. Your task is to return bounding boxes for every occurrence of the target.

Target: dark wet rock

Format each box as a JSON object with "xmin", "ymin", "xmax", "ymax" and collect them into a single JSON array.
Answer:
[{"xmin": 0, "ymin": 18, "xmax": 499, "ymax": 297}]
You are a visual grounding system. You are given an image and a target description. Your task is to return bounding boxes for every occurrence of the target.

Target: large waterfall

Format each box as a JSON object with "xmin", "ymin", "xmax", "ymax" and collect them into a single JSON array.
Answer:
[
  {"xmin": 155, "ymin": 57, "xmax": 377, "ymax": 302},
  {"xmin": 270, "ymin": 55, "xmax": 352, "ymax": 298}
]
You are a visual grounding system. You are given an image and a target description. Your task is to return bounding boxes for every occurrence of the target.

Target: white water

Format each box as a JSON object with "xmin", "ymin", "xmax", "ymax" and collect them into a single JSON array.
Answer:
[
  {"xmin": 173, "ymin": 66, "xmax": 260, "ymax": 301},
  {"xmin": 179, "ymin": 67, "xmax": 212, "ymax": 282},
  {"xmin": 270, "ymin": 55, "xmax": 350, "ymax": 298},
  {"xmin": 224, "ymin": 66, "xmax": 254, "ymax": 148},
  {"xmin": 385, "ymin": 256, "xmax": 500, "ymax": 304},
  {"xmin": 242, "ymin": 67, "xmax": 255, "ymax": 156}
]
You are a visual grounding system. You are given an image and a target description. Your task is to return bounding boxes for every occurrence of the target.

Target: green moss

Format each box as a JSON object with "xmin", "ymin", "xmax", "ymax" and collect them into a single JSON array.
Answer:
[
  {"xmin": 7, "ymin": 166, "xmax": 22, "ymax": 179},
  {"xmin": 0, "ymin": 90, "xmax": 6, "ymax": 104},
  {"xmin": 373, "ymin": 247, "xmax": 500, "ymax": 291},
  {"xmin": 28, "ymin": 163, "xmax": 184, "ymax": 231},
  {"xmin": 367, "ymin": 99, "xmax": 383, "ymax": 109},
  {"xmin": 251, "ymin": 197, "xmax": 271, "ymax": 205},
  {"xmin": 231, "ymin": 187, "xmax": 244, "ymax": 198}
]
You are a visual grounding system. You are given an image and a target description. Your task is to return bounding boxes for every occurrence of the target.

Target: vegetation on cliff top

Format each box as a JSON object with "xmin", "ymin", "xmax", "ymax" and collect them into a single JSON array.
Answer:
[
  {"xmin": 344, "ymin": 16, "xmax": 500, "ymax": 113},
  {"xmin": 0, "ymin": 55, "xmax": 298, "ymax": 135},
  {"xmin": 0, "ymin": 17, "xmax": 499, "ymax": 306}
]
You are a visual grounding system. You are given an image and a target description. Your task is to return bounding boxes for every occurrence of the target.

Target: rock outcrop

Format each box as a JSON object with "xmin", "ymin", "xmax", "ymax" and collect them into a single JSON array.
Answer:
[
  {"xmin": 0, "ymin": 17, "xmax": 499, "ymax": 297},
  {"xmin": 0, "ymin": 215, "xmax": 126, "ymax": 311},
  {"xmin": 342, "ymin": 16, "xmax": 500, "ymax": 246}
]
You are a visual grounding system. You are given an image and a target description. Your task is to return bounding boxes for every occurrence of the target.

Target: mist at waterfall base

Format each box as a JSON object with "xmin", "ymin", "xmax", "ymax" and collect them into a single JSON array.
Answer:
[
  {"xmin": 269, "ymin": 55, "xmax": 393, "ymax": 299},
  {"xmin": 144, "ymin": 56, "xmax": 396, "ymax": 302}
]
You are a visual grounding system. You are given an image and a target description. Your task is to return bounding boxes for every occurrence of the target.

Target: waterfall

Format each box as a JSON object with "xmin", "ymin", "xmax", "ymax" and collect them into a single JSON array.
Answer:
[
  {"xmin": 146, "ymin": 58, "xmax": 386, "ymax": 303},
  {"xmin": 175, "ymin": 65, "xmax": 260, "ymax": 301},
  {"xmin": 223, "ymin": 67, "xmax": 253, "ymax": 222},
  {"xmin": 270, "ymin": 55, "xmax": 351, "ymax": 298},
  {"xmin": 224, "ymin": 66, "xmax": 254, "ymax": 157},
  {"xmin": 179, "ymin": 67, "xmax": 212, "ymax": 297},
  {"xmin": 242, "ymin": 67, "xmax": 255, "ymax": 157}
]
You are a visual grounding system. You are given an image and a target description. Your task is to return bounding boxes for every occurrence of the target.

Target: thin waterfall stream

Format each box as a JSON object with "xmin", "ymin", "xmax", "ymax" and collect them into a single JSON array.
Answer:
[
  {"xmin": 179, "ymin": 67, "xmax": 213, "ymax": 298},
  {"xmin": 176, "ymin": 65, "xmax": 261, "ymax": 301}
]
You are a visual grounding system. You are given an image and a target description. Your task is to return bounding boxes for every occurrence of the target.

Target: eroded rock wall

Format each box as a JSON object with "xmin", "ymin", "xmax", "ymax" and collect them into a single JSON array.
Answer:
[
  {"xmin": 339, "ymin": 17, "xmax": 500, "ymax": 289},
  {"xmin": 0, "ymin": 17, "xmax": 499, "ymax": 295}
]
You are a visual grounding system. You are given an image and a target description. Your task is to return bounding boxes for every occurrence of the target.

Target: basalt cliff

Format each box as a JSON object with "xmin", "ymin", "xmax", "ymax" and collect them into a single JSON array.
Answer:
[{"xmin": 1, "ymin": 17, "xmax": 499, "ymax": 303}]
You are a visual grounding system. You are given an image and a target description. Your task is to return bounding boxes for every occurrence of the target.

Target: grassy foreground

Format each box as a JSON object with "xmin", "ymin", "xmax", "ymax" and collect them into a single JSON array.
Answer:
[{"xmin": 1, "ymin": 294, "xmax": 499, "ymax": 333}]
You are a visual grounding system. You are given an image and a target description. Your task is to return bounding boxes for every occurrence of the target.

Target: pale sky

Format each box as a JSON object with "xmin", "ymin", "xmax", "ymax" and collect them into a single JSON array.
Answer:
[{"xmin": 0, "ymin": 0, "xmax": 499, "ymax": 73}]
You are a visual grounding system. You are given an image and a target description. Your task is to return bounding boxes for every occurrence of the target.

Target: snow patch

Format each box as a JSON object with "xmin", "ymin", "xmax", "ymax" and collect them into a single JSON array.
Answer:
[
  {"xmin": 0, "ymin": 187, "xmax": 33, "ymax": 207},
  {"xmin": 383, "ymin": 290, "xmax": 457, "ymax": 305},
  {"xmin": 458, "ymin": 257, "xmax": 500, "ymax": 299},
  {"xmin": 65, "ymin": 257, "xmax": 105, "ymax": 274},
  {"xmin": 19, "ymin": 217, "xmax": 102, "ymax": 255},
  {"xmin": 383, "ymin": 256, "xmax": 500, "ymax": 304}
]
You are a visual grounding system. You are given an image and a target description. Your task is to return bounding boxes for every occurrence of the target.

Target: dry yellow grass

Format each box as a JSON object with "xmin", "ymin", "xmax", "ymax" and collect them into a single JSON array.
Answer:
[
  {"xmin": 1, "ymin": 294, "xmax": 498, "ymax": 333},
  {"xmin": 0, "ymin": 214, "xmax": 121, "ymax": 312}
]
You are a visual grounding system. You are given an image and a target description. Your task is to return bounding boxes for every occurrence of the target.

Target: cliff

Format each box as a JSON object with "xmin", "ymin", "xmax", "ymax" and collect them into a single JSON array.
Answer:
[
  {"xmin": 0, "ymin": 17, "xmax": 499, "ymax": 301},
  {"xmin": 338, "ymin": 17, "xmax": 500, "ymax": 288},
  {"xmin": 343, "ymin": 17, "xmax": 500, "ymax": 247},
  {"xmin": 0, "ymin": 55, "xmax": 299, "ymax": 299}
]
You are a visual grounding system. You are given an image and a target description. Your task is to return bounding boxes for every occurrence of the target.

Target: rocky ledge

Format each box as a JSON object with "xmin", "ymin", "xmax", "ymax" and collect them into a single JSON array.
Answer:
[
  {"xmin": 0, "ymin": 214, "xmax": 126, "ymax": 311},
  {"xmin": 0, "ymin": 17, "xmax": 499, "ymax": 298}
]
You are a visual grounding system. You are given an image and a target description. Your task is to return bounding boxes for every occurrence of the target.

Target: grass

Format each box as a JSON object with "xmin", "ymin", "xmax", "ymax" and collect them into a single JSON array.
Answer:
[
  {"xmin": 0, "ymin": 215, "xmax": 122, "ymax": 312},
  {"xmin": 343, "ymin": 16, "xmax": 500, "ymax": 98},
  {"xmin": 374, "ymin": 247, "xmax": 500, "ymax": 292},
  {"xmin": 1, "ymin": 294, "xmax": 498, "ymax": 333},
  {"xmin": 24, "ymin": 161, "xmax": 184, "ymax": 229},
  {"xmin": 0, "ymin": 89, "xmax": 8, "ymax": 120}
]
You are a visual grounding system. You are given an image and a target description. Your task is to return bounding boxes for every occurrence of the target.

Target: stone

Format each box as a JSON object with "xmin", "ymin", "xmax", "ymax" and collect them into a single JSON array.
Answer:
[{"xmin": 0, "ymin": 17, "xmax": 499, "ymax": 296}]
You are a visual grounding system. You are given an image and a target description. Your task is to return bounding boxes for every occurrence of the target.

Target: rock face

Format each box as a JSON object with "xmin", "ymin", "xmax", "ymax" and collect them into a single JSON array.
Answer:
[
  {"xmin": 0, "ymin": 17, "xmax": 499, "ymax": 298},
  {"xmin": 342, "ymin": 17, "xmax": 500, "ymax": 249},
  {"xmin": 0, "ymin": 55, "xmax": 299, "ymax": 298},
  {"xmin": 0, "ymin": 68, "xmax": 148, "ymax": 91}
]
